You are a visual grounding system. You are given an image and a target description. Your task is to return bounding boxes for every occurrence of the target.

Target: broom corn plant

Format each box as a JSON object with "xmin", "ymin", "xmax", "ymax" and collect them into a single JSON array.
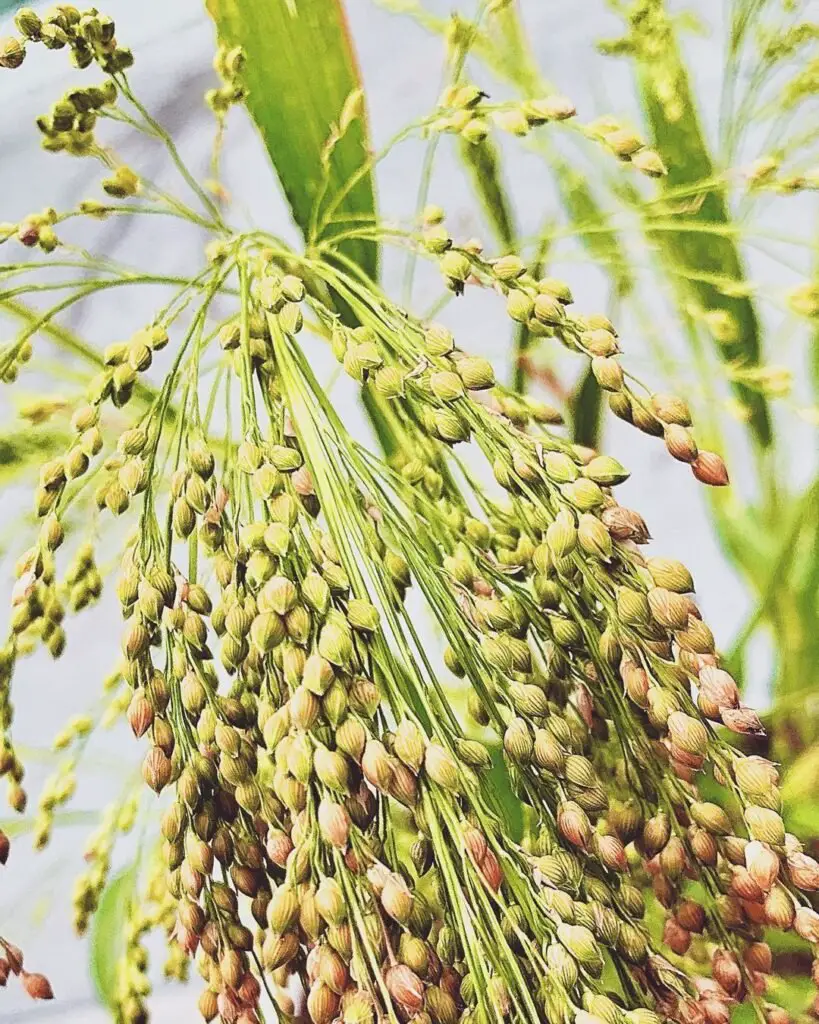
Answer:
[{"xmin": 0, "ymin": 5, "xmax": 818, "ymax": 1024}]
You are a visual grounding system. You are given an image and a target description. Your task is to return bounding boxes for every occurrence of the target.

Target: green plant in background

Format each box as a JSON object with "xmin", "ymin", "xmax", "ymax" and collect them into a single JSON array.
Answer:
[{"xmin": 1, "ymin": 4, "xmax": 819, "ymax": 1024}]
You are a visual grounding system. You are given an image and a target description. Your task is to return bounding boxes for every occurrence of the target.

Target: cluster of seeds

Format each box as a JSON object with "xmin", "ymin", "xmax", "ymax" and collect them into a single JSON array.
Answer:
[
  {"xmin": 5, "ymin": 4, "xmax": 132, "ymax": 73},
  {"xmin": 0, "ymin": 9, "xmax": 817, "ymax": 1024},
  {"xmin": 428, "ymin": 82, "xmax": 665, "ymax": 177}
]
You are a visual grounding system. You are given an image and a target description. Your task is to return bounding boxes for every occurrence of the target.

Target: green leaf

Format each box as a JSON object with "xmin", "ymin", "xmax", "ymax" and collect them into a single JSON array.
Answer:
[
  {"xmin": 570, "ymin": 365, "xmax": 604, "ymax": 448},
  {"xmin": 0, "ymin": 426, "xmax": 70, "ymax": 486},
  {"xmin": 485, "ymin": 740, "xmax": 524, "ymax": 842},
  {"xmin": 624, "ymin": 6, "xmax": 772, "ymax": 448},
  {"xmin": 205, "ymin": 0, "xmax": 377, "ymax": 282},
  {"xmin": 90, "ymin": 866, "xmax": 136, "ymax": 1010},
  {"xmin": 458, "ymin": 136, "xmax": 517, "ymax": 253},
  {"xmin": 0, "ymin": 809, "xmax": 98, "ymax": 839}
]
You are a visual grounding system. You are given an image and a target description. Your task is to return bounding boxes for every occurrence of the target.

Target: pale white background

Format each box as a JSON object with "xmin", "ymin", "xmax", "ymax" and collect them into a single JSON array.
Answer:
[{"xmin": 0, "ymin": 0, "xmax": 816, "ymax": 1019}]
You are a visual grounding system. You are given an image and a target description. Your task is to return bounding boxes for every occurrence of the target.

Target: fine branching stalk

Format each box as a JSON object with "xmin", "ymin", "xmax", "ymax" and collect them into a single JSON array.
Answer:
[{"xmin": 0, "ymin": 6, "xmax": 818, "ymax": 1024}]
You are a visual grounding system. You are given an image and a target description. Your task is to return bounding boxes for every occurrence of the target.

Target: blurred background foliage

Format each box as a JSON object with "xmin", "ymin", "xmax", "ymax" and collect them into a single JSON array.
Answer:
[{"xmin": 3, "ymin": 0, "xmax": 819, "ymax": 1015}]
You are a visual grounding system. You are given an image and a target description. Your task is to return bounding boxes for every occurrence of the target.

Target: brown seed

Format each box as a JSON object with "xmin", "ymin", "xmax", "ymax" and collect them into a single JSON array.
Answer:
[
  {"xmin": 21, "ymin": 971, "xmax": 53, "ymax": 1000},
  {"xmin": 692, "ymin": 450, "xmax": 729, "ymax": 487},
  {"xmin": 0, "ymin": 829, "xmax": 9, "ymax": 865},
  {"xmin": 720, "ymin": 705, "xmax": 764, "ymax": 735},
  {"xmin": 744, "ymin": 941, "xmax": 772, "ymax": 974},
  {"xmin": 676, "ymin": 899, "xmax": 706, "ymax": 933},
  {"xmin": 0, "ymin": 941, "xmax": 22, "ymax": 974},
  {"xmin": 386, "ymin": 964, "xmax": 424, "ymax": 1014},
  {"xmin": 127, "ymin": 691, "xmax": 154, "ymax": 738},
  {"xmin": 596, "ymin": 834, "xmax": 627, "ymax": 872},
  {"xmin": 730, "ymin": 866, "xmax": 764, "ymax": 903},
  {"xmin": 557, "ymin": 800, "xmax": 591, "ymax": 849},
  {"xmin": 478, "ymin": 847, "xmax": 503, "ymax": 891},
  {"xmin": 266, "ymin": 829, "xmax": 294, "ymax": 867},
  {"xmin": 787, "ymin": 851, "xmax": 819, "ymax": 890},
  {"xmin": 663, "ymin": 917, "xmax": 691, "ymax": 956},
  {"xmin": 794, "ymin": 906, "xmax": 819, "ymax": 942},
  {"xmin": 217, "ymin": 988, "xmax": 242, "ymax": 1022},
  {"xmin": 712, "ymin": 949, "xmax": 743, "ymax": 998},
  {"xmin": 763, "ymin": 885, "xmax": 795, "ymax": 929},
  {"xmin": 701, "ymin": 1000, "xmax": 731, "ymax": 1024},
  {"xmin": 745, "ymin": 840, "xmax": 780, "ymax": 892},
  {"xmin": 601, "ymin": 505, "xmax": 651, "ymax": 543},
  {"xmin": 142, "ymin": 745, "xmax": 172, "ymax": 793},
  {"xmin": 664, "ymin": 424, "xmax": 698, "ymax": 463}
]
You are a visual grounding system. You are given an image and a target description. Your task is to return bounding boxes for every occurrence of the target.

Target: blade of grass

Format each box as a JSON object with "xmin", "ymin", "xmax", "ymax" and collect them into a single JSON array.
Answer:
[
  {"xmin": 621, "ymin": 1, "xmax": 772, "ymax": 448},
  {"xmin": 90, "ymin": 865, "xmax": 137, "ymax": 1011},
  {"xmin": 458, "ymin": 136, "xmax": 517, "ymax": 252},
  {"xmin": 205, "ymin": 0, "xmax": 377, "ymax": 282}
]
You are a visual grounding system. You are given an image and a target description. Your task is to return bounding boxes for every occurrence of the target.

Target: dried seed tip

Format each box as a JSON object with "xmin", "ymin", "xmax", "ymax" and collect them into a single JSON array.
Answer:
[
  {"xmin": 21, "ymin": 971, "xmax": 52, "ymax": 1000},
  {"xmin": 0, "ymin": 37, "xmax": 26, "ymax": 69},
  {"xmin": 721, "ymin": 704, "xmax": 764, "ymax": 735},
  {"xmin": 788, "ymin": 851, "xmax": 819, "ymax": 890},
  {"xmin": 142, "ymin": 745, "xmax": 172, "ymax": 793},
  {"xmin": 557, "ymin": 799, "xmax": 592, "ymax": 849},
  {"xmin": 794, "ymin": 906, "xmax": 819, "ymax": 942},
  {"xmin": 631, "ymin": 148, "xmax": 667, "ymax": 177},
  {"xmin": 663, "ymin": 424, "xmax": 698, "ymax": 463},
  {"xmin": 386, "ymin": 964, "xmax": 424, "ymax": 1014},
  {"xmin": 691, "ymin": 450, "xmax": 730, "ymax": 487}
]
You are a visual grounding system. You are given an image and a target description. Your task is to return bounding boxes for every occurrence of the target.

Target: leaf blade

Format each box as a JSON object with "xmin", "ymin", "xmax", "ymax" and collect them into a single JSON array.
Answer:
[
  {"xmin": 90, "ymin": 866, "xmax": 137, "ymax": 1010},
  {"xmin": 206, "ymin": 0, "xmax": 378, "ymax": 281},
  {"xmin": 627, "ymin": 9, "xmax": 772, "ymax": 447}
]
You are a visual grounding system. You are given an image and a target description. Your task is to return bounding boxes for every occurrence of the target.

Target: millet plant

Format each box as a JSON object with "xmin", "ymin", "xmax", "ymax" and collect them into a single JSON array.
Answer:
[{"xmin": 1, "ymin": 5, "xmax": 819, "ymax": 1024}]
